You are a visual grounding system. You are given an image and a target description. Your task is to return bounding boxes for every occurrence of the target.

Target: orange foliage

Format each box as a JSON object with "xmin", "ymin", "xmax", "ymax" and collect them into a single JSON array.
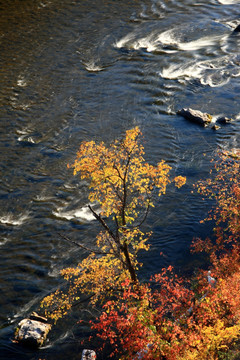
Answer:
[
  {"xmin": 90, "ymin": 151, "xmax": 240, "ymax": 359},
  {"xmin": 192, "ymin": 151, "xmax": 240, "ymax": 253},
  {"xmin": 92, "ymin": 265, "xmax": 240, "ymax": 359}
]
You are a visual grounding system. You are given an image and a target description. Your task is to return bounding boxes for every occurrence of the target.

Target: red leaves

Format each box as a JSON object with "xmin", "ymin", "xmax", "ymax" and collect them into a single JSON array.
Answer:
[
  {"xmin": 90, "ymin": 151, "xmax": 240, "ymax": 359},
  {"xmin": 193, "ymin": 152, "xmax": 240, "ymax": 265},
  {"xmin": 91, "ymin": 269, "xmax": 195, "ymax": 359}
]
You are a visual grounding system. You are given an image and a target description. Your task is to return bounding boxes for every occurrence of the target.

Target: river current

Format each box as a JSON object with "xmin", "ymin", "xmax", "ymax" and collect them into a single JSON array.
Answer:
[{"xmin": 0, "ymin": 0, "xmax": 240, "ymax": 359}]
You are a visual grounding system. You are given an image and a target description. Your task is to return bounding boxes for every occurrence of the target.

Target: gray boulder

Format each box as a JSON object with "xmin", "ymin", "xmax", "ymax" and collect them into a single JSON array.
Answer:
[
  {"xmin": 82, "ymin": 349, "xmax": 97, "ymax": 360},
  {"xmin": 15, "ymin": 312, "xmax": 51, "ymax": 348},
  {"xmin": 177, "ymin": 108, "xmax": 212, "ymax": 127}
]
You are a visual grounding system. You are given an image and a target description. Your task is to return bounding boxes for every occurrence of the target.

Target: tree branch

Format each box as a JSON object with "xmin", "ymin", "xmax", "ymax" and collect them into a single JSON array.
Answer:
[
  {"xmin": 88, "ymin": 206, "xmax": 130, "ymax": 269},
  {"xmin": 57, "ymin": 232, "xmax": 109, "ymax": 255},
  {"xmin": 88, "ymin": 205, "xmax": 116, "ymax": 241},
  {"xmin": 133, "ymin": 200, "xmax": 151, "ymax": 228}
]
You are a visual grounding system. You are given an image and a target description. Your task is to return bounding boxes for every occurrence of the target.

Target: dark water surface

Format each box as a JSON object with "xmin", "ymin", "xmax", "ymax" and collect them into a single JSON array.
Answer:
[{"xmin": 0, "ymin": 0, "xmax": 240, "ymax": 358}]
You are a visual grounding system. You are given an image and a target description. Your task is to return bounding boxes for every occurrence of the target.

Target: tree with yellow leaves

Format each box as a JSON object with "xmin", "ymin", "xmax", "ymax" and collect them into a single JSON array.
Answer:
[{"xmin": 41, "ymin": 126, "xmax": 186, "ymax": 321}]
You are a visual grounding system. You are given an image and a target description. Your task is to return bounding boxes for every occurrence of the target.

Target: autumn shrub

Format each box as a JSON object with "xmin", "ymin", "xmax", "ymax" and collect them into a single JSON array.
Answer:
[
  {"xmin": 90, "ymin": 150, "xmax": 240, "ymax": 359},
  {"xmin": 184, "ymin": 150, "xmax": 240, "ymax": 360},
  {"xmin": 41, "ymin": 129, "xmax": 240, "ymax": 360}
]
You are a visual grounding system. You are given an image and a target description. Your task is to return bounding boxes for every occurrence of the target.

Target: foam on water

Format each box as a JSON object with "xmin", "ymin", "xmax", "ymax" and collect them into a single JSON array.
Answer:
[
  {"xmin": 10, "ymin": 94, "xmax": 31, "ymax": 110},
  {"xmin": 132, "ymin": 36, "xmax": 159, "ymax": 52},
  {"xmin": 115, "ymin": 29, "xmax": 178, "ymax": 52},
  {"xmin": 157, "ymin": 31, "xmax": 223, "ymax": 52},
  {"xmin": 160, "ymin": 62, "xmax": 203, "ymax": 81},
  {"xmin": 83, "ymin": 60, "xmax": 104, "ymax": 72},
  {"xmin": 115, "ymin": 29, "xmax": 227, "ymax": 53},
  {"xmin": 16, "ymin": 128, "xmax": 42, "ymax": 144},
  {"xmin": 115, "ymin": 28, "xmax": 224, "ymax": 53},
  {"xmin": 216, "ymin": 19, "xmax": 240, "ymax": 31},
  {"xmin": 200, "ymin": 71, "xmax": 230, "ymax": 87},
  {"xmin": 17, "ymin": 134, "xmax": 35, "ymax": 143},
  {"xmin": 53, "ymin": 204, "xmax": 98, "ymax": 222},
  {"xmin": 33, "ymin": 194, "xmax": 53, "ymax": 202},
  {"xmin": 114, "ymin": 32, "xmax": 137, "ymax": 49},
  {"xmin": 160, "ymin": 53, "xmax": 240, "ymax": 86},
  {"xmin": 178, "ymin": 35, "xmax": 222, "ymax": 51},
  {"xmin": 17, "ymin": 76, "xmax": 27, "ymax": 87},
  {"xmin": 0, "ymin": 213, "xmax": 29, "ymax": 226},
  {"xmin": 48, "ymin": 266, "xmax": 61, "ymax": 278},
  {"xmin": 0, "ymin": 238, "xmax": 9, "ymax": 246},
  {"xmin": 157, "ymin": 29, "xmax": 180, "ymax": 46},
  {"xmin": 38, "ymin": 1, "xmax": 52, "ymax": 8},
  {"xmin": 218, "ymin": 0, "xmax": 240, "ymax": 4},
  {"xmin": 115, "ymin": 22, "xmax": 240, "ymax": 88}
]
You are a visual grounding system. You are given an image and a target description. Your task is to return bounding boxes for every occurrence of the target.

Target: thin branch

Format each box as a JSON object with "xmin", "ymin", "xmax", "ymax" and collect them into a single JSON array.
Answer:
[
  {"xmin": 88, "ymin": 205, "xmax": 116, "ymax": 241},
  {"xmin": 113, "ymin": 163, "xmax": 124, "ymax": 181},
  {"xmin": 87, "ymin": 207, "xmax": 128, "ymax": 269},
  {"xmin": 114, "ymin": 215, "xmax": 120, "ymax": 241},
  {"xmin": 104, "ymin": 175, "xmax": 123, "ymax": 203},
  {"xmin": 134, "ymin": 201, "xmax": 151, "ymax": 228},
  {"xmin": 71, "ymin": 294, "xmax": 95, "ymax": 308},
  {"xmin": 57, "ymin": 232, "xmax": 109, "ymax": 255},
  {"xmin": 121, "ymin": 155, "xmax": 131, "ymax": 226}
]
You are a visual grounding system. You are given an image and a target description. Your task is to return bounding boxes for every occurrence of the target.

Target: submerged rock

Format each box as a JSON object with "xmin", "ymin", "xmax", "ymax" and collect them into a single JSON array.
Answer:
[
  {"xmin": 14, "ymin": 312, "xmax": 51, "ymax": 348},
  {"xmin": 216, "ymin": 116, "xmax": 233, "ymax": 125},
  {"xmin": 212, "ymin": 124, "xmax": 221, "ymax": 131},
  {"xmin": 177, "ymin": 108, "xmax": 212, "ymax": 126},
  {"xmin": 82, "ymin": 349, "xmax": 97, "ymax": 360},
  {"xmin": 233, "ymin": 24, "xmax": 240, "ymax": 33}
]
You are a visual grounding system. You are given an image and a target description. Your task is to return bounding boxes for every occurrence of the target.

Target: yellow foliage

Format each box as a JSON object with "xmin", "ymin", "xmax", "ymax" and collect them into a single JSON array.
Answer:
[
  {"xmin": 182, "ymin": 320, "xmax": 240, "ymax": 360},
  {"xmin": 41, "ymin": 127, "xmax": 186, "ymax": 321},
  {"xmin": 69, "ymin": 126, "xmax": 185, "ymax": 223}
]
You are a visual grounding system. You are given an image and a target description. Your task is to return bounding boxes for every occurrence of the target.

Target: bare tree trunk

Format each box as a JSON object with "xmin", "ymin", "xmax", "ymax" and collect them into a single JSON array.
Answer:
[{"xmin": 122, "ymin": 242, "xmax": 138, "ymax": 283}]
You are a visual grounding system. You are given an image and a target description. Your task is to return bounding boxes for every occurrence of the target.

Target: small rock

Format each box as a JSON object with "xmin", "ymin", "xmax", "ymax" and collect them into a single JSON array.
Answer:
[
  {"xmin": 211, "ymin": 124, "xmax": 221, "ymax": 131},
  {"xmin": 82, "ymin": 349, "xmax": 97, "ymax": 360},
  {"xmin": 233, "ymin": 24, "xmax": 240, "ymax": 33},
  {"xmin": 207, "ymin": 271, "xmax": 216, "ymax": 288},
  {"xmin": 177, "ymin": 108, "xmax": 212, "ymax": 127},
  {"xmin": 134, "ymin": 344, "xmax": 152, "ymax": 360},
  {"xmin": 222, "ymin": 148, "xmax": 240, "ymax": 160},
  {"xmin": 15, "ymin": 313, "xmax": 51, "ymax": 348},
  {"xmin": 216, "ymin": 116, "xmax": 233, "ymax": 125},
  {"xmin": 29, "ymin": 311, "xmax": 48, "ymax": 324}
]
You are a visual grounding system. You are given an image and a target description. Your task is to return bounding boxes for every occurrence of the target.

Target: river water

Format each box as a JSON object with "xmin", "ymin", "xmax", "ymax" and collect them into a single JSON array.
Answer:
[{"xmin": 0, "ymin": 0, "xmax": 239, "ymax": 359}]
